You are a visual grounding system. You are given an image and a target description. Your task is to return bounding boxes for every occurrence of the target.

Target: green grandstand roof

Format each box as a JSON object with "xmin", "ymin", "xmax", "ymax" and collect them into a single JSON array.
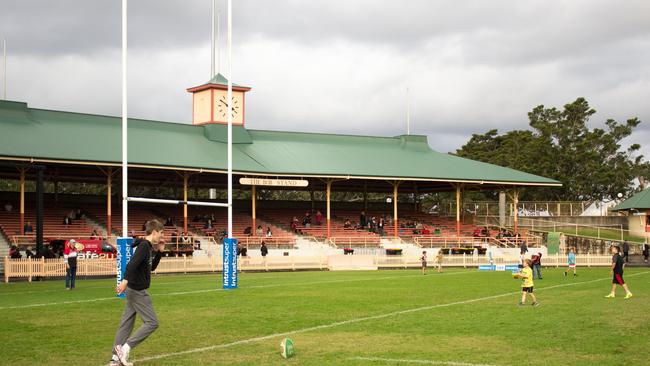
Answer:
[
  {"xmin": 612, "ymin": 188, "xmax": 650, "ymax": 211},
  {"xmin": 0, "ymin": 99, "xmax": 561, "ymax": 186}
]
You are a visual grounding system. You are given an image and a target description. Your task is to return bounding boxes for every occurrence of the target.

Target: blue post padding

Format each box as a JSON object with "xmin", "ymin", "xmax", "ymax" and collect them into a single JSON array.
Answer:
[
  {"xmin": 223, "ymin": 237, "xmax": 238, "ymax": 289},
  {"xmin": 116, "ymin": 237, "xmax": 134, "ymax": 298}
]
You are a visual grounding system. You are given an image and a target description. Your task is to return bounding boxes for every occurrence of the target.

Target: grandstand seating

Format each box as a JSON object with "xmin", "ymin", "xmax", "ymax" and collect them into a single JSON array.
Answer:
[
  {"xmin": 0, "ymin": 198, "xmax": 503, "ymax": 251},
  {"xmin": 0, "ymin": 202, "xmax": 103, "ymax": 246}
]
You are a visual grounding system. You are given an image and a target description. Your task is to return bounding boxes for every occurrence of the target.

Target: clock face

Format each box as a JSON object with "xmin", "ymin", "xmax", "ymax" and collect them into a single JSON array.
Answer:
[
  {"xmin": 217, "ymin": 95, "xmax": 240, "ymax": 119},
  {"xmin": 211, "ymin": 90, "xmax": 244, "ymax": 124}
]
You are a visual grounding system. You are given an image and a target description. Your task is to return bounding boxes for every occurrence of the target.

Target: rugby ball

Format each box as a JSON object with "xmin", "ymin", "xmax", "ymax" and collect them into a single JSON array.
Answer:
[{"xmin": 280, "ymin": 338, "xmax": 295, "ymax": 359}]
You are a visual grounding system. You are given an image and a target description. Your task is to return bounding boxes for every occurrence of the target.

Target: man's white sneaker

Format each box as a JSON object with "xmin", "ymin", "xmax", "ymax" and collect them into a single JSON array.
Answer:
[{"xmin": 113, "ymin": 345, "xmax": 132, "ymax": 366}]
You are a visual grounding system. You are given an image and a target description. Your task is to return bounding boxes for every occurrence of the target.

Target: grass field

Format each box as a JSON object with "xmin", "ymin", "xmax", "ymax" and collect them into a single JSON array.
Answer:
[{"xmin": 1, "ymin": 268, "xmax": 649, "ymax": 366}]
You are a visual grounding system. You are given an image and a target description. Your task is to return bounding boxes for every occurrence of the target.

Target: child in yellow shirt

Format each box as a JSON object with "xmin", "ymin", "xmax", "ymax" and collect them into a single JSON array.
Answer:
[{"xmin": 516, "ymin": 259, "xmax": 539, "ymax": 307}]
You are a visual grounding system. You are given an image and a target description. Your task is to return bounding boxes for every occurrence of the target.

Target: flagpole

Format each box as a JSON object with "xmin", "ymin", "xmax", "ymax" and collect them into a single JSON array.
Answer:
[
  {"xmin": 2, "ymin": 38, "xmax": 6, "ymax": 100},
  {"xmin": 227, "ymin": 0, "xmax": 233, "ymax": 238},
  {"xmin": 406, "ymin": 87, "xmax": 410, "ymax": 135},
  {"xmin": 121, "ymin": 0, "xmax": 129, "ymax": 237},
  {"xmin": 211, "ymin": 0, "xmax": 215, "ymax": 78}
]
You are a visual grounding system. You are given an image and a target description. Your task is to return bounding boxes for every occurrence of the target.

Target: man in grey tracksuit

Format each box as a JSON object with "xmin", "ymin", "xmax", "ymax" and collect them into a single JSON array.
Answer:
[{"xmin": 110, "ymin": 220, "xmax": 165, "ymax": 366}]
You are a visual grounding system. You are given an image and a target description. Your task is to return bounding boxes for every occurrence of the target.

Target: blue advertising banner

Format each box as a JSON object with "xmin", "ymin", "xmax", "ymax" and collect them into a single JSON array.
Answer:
[
  {"xmin": 116, "ymin": 237, "xmax": 134, "ymax": 298},
  {"xmin": 223, "ymin": 238, "xmax": 238, "ymax": 289},
  {"xmin": 478, "ymin": 264, "xmax": 520, "ymax": 273}
]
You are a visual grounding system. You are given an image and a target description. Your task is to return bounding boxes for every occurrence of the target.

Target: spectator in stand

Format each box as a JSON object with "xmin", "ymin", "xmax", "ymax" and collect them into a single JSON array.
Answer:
[
  {"xmin": 315, "ymin": 210, "xmax": 323, "ymax": 226},
  {"xmin": 180, "ymin": 232, "xmax": 190, "ymax": 244},
  {"xmin": 368, "ymin": 217, "xmax": 376, "ymax": 233},
  {"xmin": 244, "ymin": 226, "xmax": 252, "ymax": 236},
  {"xmin": 171, "ymin": 230, "xmax": 178, "ymax": 244},
  {"xmin": 204, "ymin": 219, "xmax": 213, "ymax": 230},
  {"xmin": 266, "ymin": 227, "xmax": 273, "ymax": 238},
  {"xmin": 531, "ymin": 252, "xmax": 543, "ymax": 279},
  {"xmin": 481, "ymin": 226, "xmax": 490, "ymax": 237},
  {"xmin": 260, "ymin": 241, "xmax": 268, "ymax": 257},
  {"xmin": 25, "ymin": 247, "xmax": 35, "ymax": 258},
  {"xmin": 256, "ymin": 225, "xmax": 263, "ymax": 236},
  {"xmin": 63, "ymin": 216, "xmax": 72, "ymax": 226},
  {"xmin": 44, "ymin": 245, "xmax": 56, "ymax": 259},
  {"xmin": 290, "ymin": 217, "xmax": 299, "ymax": 233},
  {"xmin": 75, "ymin": 209, "xmax": 83, "ymax": 220},
  {"xmin": 622, "ymin": 241, "xmax": 630, "ymax": 263},
  {"xmin": 414, "ymin": 222, "xmax": 424, "ymax": 235},
  {"xmin": 165, "ymin": 217, "xmax": 174, "ymax": 227},
  {"xmin": 377, "ymin": 218, "xmax": 385, "ymax": 236},
  {"xmin": 4, "ymin": 202, "xmax": 12, "ymax": 212},
  {"xmin": 302, "ymin": 212, "xmax": 312, "ymax": 228},
  {"xmin": 90, "ymin": 228, "xmax": 100, "ymax": 240},
  {"xmin": 343, "ymin": 219, "xmax": 352, "ymax": 229},
  {"xmin": 64, "ymin": 239, "xmax": 79, "ymax": 290},
  {"xmin": 643, "ymin": 243, "xmax": 649, "ymax": 264},
  {"xmin": 24, "ymin": 221, "xmax": 34, "ymax": 234},
  {"xmin": 473, "ymin": 228, "xmax": 482, "ymax": 237},
  {"xmin": 359, "ymin": 211, "xmax": 367, "ymax": 228},
  {"xmin": 9, "ymin": 245, "xmax": 22, "ymax": 259}
]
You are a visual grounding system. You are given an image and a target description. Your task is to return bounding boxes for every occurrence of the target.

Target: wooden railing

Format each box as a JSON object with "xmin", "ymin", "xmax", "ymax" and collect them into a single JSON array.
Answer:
[
  {"xmin": 413, "ymin": 236, "xmax": 540, "ymax": 248},
  {"xmin": 326, "ymin": 236, "xmax": 382, "ymax": 248},
  {"xmin": 235, "ymin": 236, "xmax": 297, "ymax": 249}
]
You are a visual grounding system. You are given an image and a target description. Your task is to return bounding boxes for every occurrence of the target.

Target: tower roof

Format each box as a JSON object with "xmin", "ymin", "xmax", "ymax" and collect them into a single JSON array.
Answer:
[{"xmin": 186, "ymin": 73, "xmax": 251, "ymax": 93}]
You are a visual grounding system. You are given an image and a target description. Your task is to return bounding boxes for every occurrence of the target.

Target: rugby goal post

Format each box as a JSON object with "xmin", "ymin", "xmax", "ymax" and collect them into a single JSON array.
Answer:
[{"xmin": 117, "ymin": 0, "xmax": 237, "ymax": 297}]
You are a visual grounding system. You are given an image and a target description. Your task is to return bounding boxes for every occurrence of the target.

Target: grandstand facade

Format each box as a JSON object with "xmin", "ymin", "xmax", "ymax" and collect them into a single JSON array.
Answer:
[{"xmin": 0, "ymin": 74, "xmax": 560, "ymax": 254}]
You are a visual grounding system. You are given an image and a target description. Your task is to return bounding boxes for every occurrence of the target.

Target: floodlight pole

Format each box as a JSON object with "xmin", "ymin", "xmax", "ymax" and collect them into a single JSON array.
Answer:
[
  {"xmin": 211, "ymin": 0, "xmax": 215, "ymax": 78},
  {"xmin": 406, "ymin": 87, "xmax": 410, "ymax": 135},
  {"xmin": 2, "ymin": 38, "xmax": 6, "ymax": 99},
  {"xmin": 227, "ymin": 0, "xmax": 233, "ymax": 238},
  {"xmin": 121, "ymin": 0, "xmax": 128, "ymax": 238}
]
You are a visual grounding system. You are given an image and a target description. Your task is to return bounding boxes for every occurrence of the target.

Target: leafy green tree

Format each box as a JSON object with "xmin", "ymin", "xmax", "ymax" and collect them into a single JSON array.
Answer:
[{"xmin": 455, "ymin": 98, "xmax": 645, "ymax": 201}]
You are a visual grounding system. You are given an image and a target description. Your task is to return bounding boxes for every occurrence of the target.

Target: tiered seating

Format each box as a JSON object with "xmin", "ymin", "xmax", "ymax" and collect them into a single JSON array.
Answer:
[
  {"xmin": 0, "ymin": 202, "xmax": 103, "ymax": 247},
  {"xmin": 177, "ymin": 207, "xmax": 296, "ymax": 249},
  {"xmin": 259, "ymin": 209, "xmax": 381, "ymax": 247},
  {"xmin": 83, "ymin": 204, "xmax": 193, "ymax": 254}
]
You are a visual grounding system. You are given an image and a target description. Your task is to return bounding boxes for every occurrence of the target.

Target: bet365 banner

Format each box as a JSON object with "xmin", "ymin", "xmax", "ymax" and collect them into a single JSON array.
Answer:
[
  {"xmin": 116, "ymin": 237, "xmax": 134, "ymax": 298},
  {"xmin": 223, "ymin": 238, "xmax": 238, "ymax": 289}
]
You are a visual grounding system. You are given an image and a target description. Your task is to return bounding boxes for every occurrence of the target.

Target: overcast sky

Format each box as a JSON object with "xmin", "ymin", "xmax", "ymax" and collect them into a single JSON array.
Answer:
[{"xmin": 2, "ymin": 0, "xmax": 649, "ymax": 157}]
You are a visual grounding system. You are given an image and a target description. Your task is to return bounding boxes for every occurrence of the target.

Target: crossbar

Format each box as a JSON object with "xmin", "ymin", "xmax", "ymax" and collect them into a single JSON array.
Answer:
[{"xmin": 127, "ymin": 196, "xmax": 229, "ymax": 207}]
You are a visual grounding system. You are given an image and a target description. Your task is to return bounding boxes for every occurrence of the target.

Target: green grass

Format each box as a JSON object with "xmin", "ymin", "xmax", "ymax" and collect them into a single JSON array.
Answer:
[
  {"xmin": 540, "ymin": 226, "xmax": 647, "ymax": 243},
  {"xmin": 1, "ymin": 268, "xmax": 649, "ymax": 366}
]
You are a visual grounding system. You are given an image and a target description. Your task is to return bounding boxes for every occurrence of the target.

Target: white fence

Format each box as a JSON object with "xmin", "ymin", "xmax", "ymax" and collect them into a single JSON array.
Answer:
[{"xmin": 3, "ymin": 254, "xmax": 616, "ymax": 282}]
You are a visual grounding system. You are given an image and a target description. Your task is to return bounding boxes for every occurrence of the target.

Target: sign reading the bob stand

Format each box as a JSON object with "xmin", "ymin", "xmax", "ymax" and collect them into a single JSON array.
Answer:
[{"xmin": 239, "ymin": 177, "xmax": 309, "ymax": 187}]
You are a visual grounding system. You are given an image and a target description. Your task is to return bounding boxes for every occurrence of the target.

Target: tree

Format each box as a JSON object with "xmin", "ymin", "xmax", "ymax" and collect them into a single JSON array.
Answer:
[{"xmin": 455, "ymin": 98, "xmax": 645, "ymax": 201}]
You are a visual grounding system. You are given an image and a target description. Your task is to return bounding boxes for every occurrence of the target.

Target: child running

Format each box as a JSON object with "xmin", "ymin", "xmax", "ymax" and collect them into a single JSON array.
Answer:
[
  {"xmin": 420, "ymin": 251, "xmax": 427, "ymax": 275},
  {"xmin": 516, "ymin": 259, "xmax": 539, "ymax": 307},
  {"xmin": 436, "ymin": 251, "xmax": 444, "ymax": 273},
  {"xmin": 564, "ymin": 247, "xmax": 577, "ymax": 277},
  {"xmin": 605, "ymin": 245, "xmax": 633, "ymax": 299}
]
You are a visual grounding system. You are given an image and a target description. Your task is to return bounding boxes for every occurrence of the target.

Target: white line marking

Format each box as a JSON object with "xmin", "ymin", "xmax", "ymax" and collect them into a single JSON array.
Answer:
[
  {"xmin": 133, "ymin": 271, "xmax": 649, "ymax": 364},
  {"xmin": 0, "ymin": 271, "xmax": 473, "ymax": 310},
  {"xmin": 349, "ymin": 356, "xmax": 498, "ymax": 366}
]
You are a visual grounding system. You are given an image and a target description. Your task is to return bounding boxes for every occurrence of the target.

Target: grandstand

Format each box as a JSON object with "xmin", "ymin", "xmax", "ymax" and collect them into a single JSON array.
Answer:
[{"xmin": 0, "ymin": 74, "xmax": 560, "ymax": 259}]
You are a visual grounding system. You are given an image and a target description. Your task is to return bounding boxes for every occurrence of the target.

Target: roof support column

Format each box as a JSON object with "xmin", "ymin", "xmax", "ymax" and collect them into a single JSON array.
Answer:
[
  {"xmin": 513, "ymin": 189, "xmax": 519, "ymax": 236},
  {"xmin": 326, "ymin": 180, "xmax": 332, "ymax": 238},
  {"xmin": 107, "ymin": 168, "xmax": 112, "ymax": 237},
  {"xmin": 455, "ymin": 184, "xmax": 462, "ymax": 237},
  {"xmin": 363, "ymin": 181, "xmax": 368, "ymax": 212},
  {"xmin": 391, "ymin": 181, "xmax": 402, "ymax": 238},
  {"xmin": 183, "ymin": 173, "xmax": 189, "ymax": 234},
  {"xmin": 251, "ymin": 185, "xmax": 256, "ymax": 235},
  {"xmin": 19, "ymin": 168, "xmax": 25, "ymax": 235},
  {"xmin": 413, "ymin": 182, "xmax": 419, "ymax": 213}
]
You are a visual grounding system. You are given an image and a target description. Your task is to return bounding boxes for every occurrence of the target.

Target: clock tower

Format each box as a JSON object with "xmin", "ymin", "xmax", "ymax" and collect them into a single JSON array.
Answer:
[{"xmin": 187, "ymin": 74, "xmax": 251, "ymax": 125}]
